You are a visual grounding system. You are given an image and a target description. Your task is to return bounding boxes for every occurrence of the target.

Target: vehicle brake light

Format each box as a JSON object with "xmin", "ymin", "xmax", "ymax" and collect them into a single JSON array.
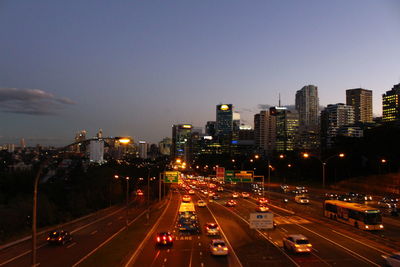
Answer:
[
  {"xmin": 163, "ymin": 236, "xmax": 166, "ymax": 240},
  {"xmin": 157, "ymin": 237, "xmax": 160, "ymax": 242},
  {"xmin": 47, "ymin": 237, "xmax": 50, "ymax": 240},
  {"xmin": 169, "ymin": 236, "xmax": 172, "ymax": 241},
  {"xmin": 223, "ymin": 247, "xmax": 228, "ymax": 251},
  {"xmin": 213, "ymin": 248, "xmax": 217, "ymax": 251},
  {"xmin": 58, "ymin": 237, "xmax": 62, "ymax": 241}
]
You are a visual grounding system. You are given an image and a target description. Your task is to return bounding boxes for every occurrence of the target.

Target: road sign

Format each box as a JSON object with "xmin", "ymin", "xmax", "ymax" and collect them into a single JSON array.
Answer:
[
  {"xmin": 249, "ymin": 212, "xmax": 274, "ymax": 229},
  {"xmin": 225, "ymin": 170, "xmax": 238, "ymax": 182},
  {"xmin": 164, "ymin": 171, "xmax": 179, "ymax": 183},
  {"xmin": 235, "ymin": 171, "xmax": 253, "ymax": 182},
  {"xmin": 216, "ymin": 167, "xmax": 225, "ymax": 181}
]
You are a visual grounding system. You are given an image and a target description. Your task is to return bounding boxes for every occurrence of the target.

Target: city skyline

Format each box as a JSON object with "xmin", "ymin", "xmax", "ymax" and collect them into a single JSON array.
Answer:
[{"xmin": 1, "ymin": 1, "xmax": 400, "ymax": 145}]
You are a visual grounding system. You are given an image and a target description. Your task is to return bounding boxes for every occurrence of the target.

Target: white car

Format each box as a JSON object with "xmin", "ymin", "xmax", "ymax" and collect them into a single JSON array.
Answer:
[
  {"xmin": 209, "ymin": 239, "xmax": 228, "ymax": 256},
  {"xmin": 232, "ymin": 192, "xmax": 239, "ymax": 198},
  {"xmin": 295, "ymin": 195, "xmax": 310, "ymax": 204},
  {"xmin": 197, "ymin": 200, "xmax": 207, "ymax": 207},
  {"xmin": 283, "ymin": 234, "xmax": 312, "ymax": 253},
  {"xmin": 382, "ymin": 252, "xmax": 400, "ymax": 267}
]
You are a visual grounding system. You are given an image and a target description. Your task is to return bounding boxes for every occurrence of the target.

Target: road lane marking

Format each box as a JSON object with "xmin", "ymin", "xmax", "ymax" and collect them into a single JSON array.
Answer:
[
  {"xmin": 149, "ymin": 250, "xmax": 161, "ymax": 267},
  {"xmin": 294, "ymin": 223, "xmax": 380, "ymax": 266},
  {"xmin": 214, "ymin": 201, "xmax": 300, "ymax": 267},
  {"xmin": 67, "ymin": 242, "xmax": 77, "ymax": 249},
  {"xmin": 198, "ymin": 242, "xmax": 201, "ymax": 246},
  {"xmin": 200, "ymin": 252, "xmax": 202, "ymax": 256},
  {"xmin": 163, "ymin": 258, "xmax": 167, "ymax": 262},
  {"xmin": 107, "ymin": 222, "xmax": 112, "ymax": 226},
  {"xmin": 331, "ymin": 230, "xmax": 390, "ymax": 255},
  {"xmin": 90, "ymin": 230, "xmax": 98, "ymax": 235},
  {"xmin": 280, "ymin": 227, "xmax": 288, "ymax": 233},
  {"xmin": 124, "ymin": 194, "xmax": 173, "ymax": 267},
  {"xmin": 72, "ymin": 209, "xmax": 148, "ymax": 267}
]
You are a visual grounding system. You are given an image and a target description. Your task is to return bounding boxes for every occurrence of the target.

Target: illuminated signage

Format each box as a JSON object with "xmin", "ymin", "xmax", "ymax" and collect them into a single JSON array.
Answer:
[
  {"xmin": 204, "ymin": 136, "xmax": 213, "ymax": 140},
  {"xmin": 181, "ymin": 124, "xmax": 192, "ymax": 129},
  {"xmin": 219, "ymin": 104, "xmax": 230, "ymax": 111}
]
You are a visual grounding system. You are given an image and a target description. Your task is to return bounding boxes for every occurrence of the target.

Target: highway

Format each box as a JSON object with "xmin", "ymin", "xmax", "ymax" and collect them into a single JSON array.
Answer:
[{"xmin": 0, "ymin": 197, "xmax": 147, "ymax": 267}]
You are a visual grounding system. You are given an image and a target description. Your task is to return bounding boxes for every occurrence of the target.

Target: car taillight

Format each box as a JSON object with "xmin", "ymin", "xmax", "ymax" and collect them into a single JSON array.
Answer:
[
  {"xmin": 58, "ymin": 237, "xmax": 62, "ymax": 241},
  {"xmin": 223, "ymin": 247, "xmax": 228, "ymax": 251},
  {"xmin": 169, "ymin": 236, "xmax": 172, "ymax": 241},
  {"xmin": 47, "ymin": 237, "xmax": 50, "ymax": 240},
  {"xmin": 157, "ymin": 237, "xmax": 160, "ymax": 242},
  {"xmin": 163, "ymin": 236, "xmax": 166, "ymax": 240}
]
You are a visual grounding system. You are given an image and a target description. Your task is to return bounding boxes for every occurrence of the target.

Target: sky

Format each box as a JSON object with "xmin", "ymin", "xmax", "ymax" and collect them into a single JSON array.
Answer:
[{"xmin": 1, "ymin": 0, "xmax": 400, "ymax": 146}]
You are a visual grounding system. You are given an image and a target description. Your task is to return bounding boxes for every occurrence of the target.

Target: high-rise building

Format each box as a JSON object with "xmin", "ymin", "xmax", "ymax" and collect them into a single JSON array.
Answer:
[
  {"xmin": 271, "ymin": 107, "xmax": 299, "ymax": 152},
  {"xmin": 382, "ymin": 83, "xmax": 400, "ymax": 122},
  {"xmin": 205, "ymin": 121, "xmax": 216, "ymax": 136},
  {"xmin": 159, "ymin": 137, "xmax": 172, "ymax": 156},
  {"xmin": 20, "ymin": 138, "xmax": 26, "ymax": 149},
  {"xmin": 172, "ymin": 124, "xmax": 192, "ymax": 162},
  {"xmin": 295, "ymin": 85, "xmax": 319, "ymax": 131},
  {"xmin": 346, "ymin": 88, "xmax": 373, "ymax": 123},
  {"xmin": 89, "ymin": 140, "xmax": 104, "ymax": 163},
  {"xmin": 216, "ymin": 104, "xmax": 233, "ymax": 154},
  {"xmin": 254, "ymin": 110, "xmax": 276, "ymax": 154},
  {"xmin": 96, "ymin": 129, "xmax": 103, "ymax": 138},
  {"xmin": 295, "ymin": 85, "xmax": 320, "ymax": 151},
  {"xmin": 139, "ymin": 141, "xmax": 149, "ymax": 159},
  {"xmin": 321, "ymin": 103, "xmax": 355, "ymax": 149}
]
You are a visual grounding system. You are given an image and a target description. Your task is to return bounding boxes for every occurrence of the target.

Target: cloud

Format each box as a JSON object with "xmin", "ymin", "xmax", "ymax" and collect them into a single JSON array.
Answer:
[{"xmin": 0, "ymin": 88, "xmax": 75, "ymax": 115}]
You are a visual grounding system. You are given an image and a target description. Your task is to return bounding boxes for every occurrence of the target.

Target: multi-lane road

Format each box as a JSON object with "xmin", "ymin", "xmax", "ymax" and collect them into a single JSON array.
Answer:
[{"xmin": 1, "ymin": 181, "xmax": 397, "ymax": 267}]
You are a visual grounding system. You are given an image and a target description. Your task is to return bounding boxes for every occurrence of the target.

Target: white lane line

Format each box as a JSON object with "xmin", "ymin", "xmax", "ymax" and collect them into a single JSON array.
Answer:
[
  {"xmin": 90, "ymin": 230, "xmax": 98, "ymax": 235},
  {"xmin": 72, "ymin": 209, "xmax": 148, "ymax": 267},
  {"xmin": 331, "ymin": 230, "xmax": 390, "ymax": 255},
  {"xmin": 202, "ymin": 198, "xmax": 243, "ymax": 267},
  {"xmin": 214, "ymin": 201, "xmax": 300, "ymax": 267},
  {"xmin": 124, "ymin": 195, "xmax": 173, "ymax": 267},
  {"xmin": 280, "ymin": 227, "xmax": 288, "ymax": 233},
  {"xmin": 67, "ymin": 242, "xmax": 77, "ymax": 249},
  {"xmin": 295, "ymin": 223, "xmax": 380, "ymax": 266},
  {"xmin": 198, "ymin": 242, "xmax": 201, "ymax": 246},
  {"xmin": 0, "ymin": 242, "xmax": 47, "ymax": 267},
  {"xmin": 201, "ymin": 263, "xmax": 204, "ymax": 267},
  {"xmin": 163, "ymin": 258, "xmax": 167, "ymax": 263},
  {"xmin": 200, "ymin": 252, "xmax": 202, "ymax": 256}
]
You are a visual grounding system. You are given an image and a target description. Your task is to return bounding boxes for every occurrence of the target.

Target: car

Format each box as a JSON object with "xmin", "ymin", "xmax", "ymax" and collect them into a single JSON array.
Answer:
[
  {"xmin": 46, "ymin": 230, "xmax": 72, "ymax": 245},
  {"xmin": 202, "ymin": 190, "xmax": 209, "ymax": 195},
  {"xmin": 156, "ymin": 232, "xmax": 174, "ymax": 246},
  {"xmin": 208, "ymin": 191, "xmax": 216, "ymax": 197},
  {"xmin": 382, "ymin": 251, "xmax": 400, "ymax": 266},
  {"xmin": 257, "ymin": 197, "xmax": 269, "ymax": 205},
  {"xmin": 226, "ymin": 200, "xmax": 237, "ymax": 207},
  {"xmin": 217, "ymin": 187, "xmax": 224, "ymax": 192},
  {"xmin": 232, "ymin": 192, "xmax": 239, "ymax": 198},
  {"xmin": 197, "ymin": 200, "xmax": 207, "ymax": 207},
  {"xmin": 255, "ymin": 204, "xmax": 269, "ymax": 212},
  {"xmin": 212, "ymin": 194, "xmax": 220, "ymax": 200},
  {"xmin": 378, "ymin": 197, "xmax": 399, "ymax": 208},
  {"xmin": 182, "ymin": 195, "xmax": 191, "ymax": 202},
  {"xmin": 296, "ymin": 186, "xmax": 308, "ymax": 193},
  {"xmin": 136, "ymin": 189, "xmax": 144, "ymax": 196},
  {"xmin": 204, "ymin": 223, "xmax": 220, "ymax": 236},
  {"xmin": 242, "ymin": 192, "xmax": 250, "ymax": 198},
  {"xmin": 209, "ymin": 239, "xmax": 228, "ymax": 256},
  {"xmin": 283, "ymin": 234, "xmax": 312, "ymax": 253},
  {"xmin": 294, "ymin": 195, "xmax": 310, "ymax": 204},
  {"xmin": 325, "ymin": 192, "xmax": 338, "ymax": 199},
  {"xmin": 188, "ymin": 189, "xmax": 195, "ymax": 195}
]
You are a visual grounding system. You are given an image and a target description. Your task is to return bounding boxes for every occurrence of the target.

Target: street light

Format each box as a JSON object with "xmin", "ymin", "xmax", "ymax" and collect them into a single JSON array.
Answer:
[
  {"xmin": 302, "ymin": 153, "xmax": 345, "ymax": 188},
  {"xmin": 114, "ymin": 175, "xmax": 130, "ymax": 227}
]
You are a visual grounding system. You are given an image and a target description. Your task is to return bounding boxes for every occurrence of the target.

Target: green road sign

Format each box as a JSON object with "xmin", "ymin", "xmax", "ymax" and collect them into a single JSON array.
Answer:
[
  {"xmin": 225, "ymin": 170, "xmax": 239, "ymax": 182},
  {"xmin": 164, "ymin": 171, "xmax": 179, "ymax": 183},
  {"xmin": 235, "ymin": 171, "xmax": 253, "ymax": 183}
]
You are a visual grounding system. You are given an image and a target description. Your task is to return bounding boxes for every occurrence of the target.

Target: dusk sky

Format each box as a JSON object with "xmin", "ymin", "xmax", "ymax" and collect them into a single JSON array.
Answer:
[{"xmin": 1, "ymin": 0, "xmax": 400, "ymax": 146}]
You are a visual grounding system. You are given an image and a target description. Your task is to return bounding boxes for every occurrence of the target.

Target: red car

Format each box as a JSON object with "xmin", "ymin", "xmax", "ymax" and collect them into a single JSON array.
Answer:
[{"xmin": 156, "ymin": 232, "xmax": 174, "ymax": 246}]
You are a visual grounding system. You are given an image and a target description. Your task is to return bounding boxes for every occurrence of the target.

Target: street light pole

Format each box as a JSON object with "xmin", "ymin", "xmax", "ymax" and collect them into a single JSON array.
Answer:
[
  {"xmin": 267, "ymin": 159, "xmax": 271, "ymax": 198},
  {"xmin": 322, "ymin": 162, "xmax": 326, "ymax": 189},
  {"xmin": 125, "ymin": 177, "xmax": 129, "ymax": 227}
]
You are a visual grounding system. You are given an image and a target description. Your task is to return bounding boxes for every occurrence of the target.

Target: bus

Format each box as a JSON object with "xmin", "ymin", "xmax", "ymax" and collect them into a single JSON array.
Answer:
[
  {"xmin": 323, "ymin": 200, "xmax": 384, "ymax": 230},
  {"xmin": 177, "ymin": 202, "xmax": 199, "ymax": 233}
]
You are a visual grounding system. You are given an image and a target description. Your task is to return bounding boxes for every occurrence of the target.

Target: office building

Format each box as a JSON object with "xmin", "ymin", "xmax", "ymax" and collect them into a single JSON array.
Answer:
[
  {"xmin": 89, "ymin": 139, "xmax": 104, "ymax": 163},
  {"xmin": 159, "ymin": 137, "xmax": 172, "ymax": 156},
  {"xmin": 321, "ymin": 103, "xmax": 355, "ymax": 149},
  {"xmin": 270, "ymin": 107, "xmax": 299, "ymax": 152},
  {"xmin": 254, "ymin": 110, "xmax": 276, "ymax": 154},
  {"xmin": 346, "ymin": 88, "xmax": 373, "ymax": 123},
  {"xmin": 139, "ymin": 141, "xmax": 149, "ymax": 159},
  {"xmin": 172, "ymin": 124, "xmax": 192, "ymax": 162},
  {"xmin": 205, "ymin": 121, "xmax": 216, "ymax": 137},
  {"xmin": 216, "ymin": 104, "xmax": 234, "ymax": 154},
  {"xmin": 295, "ymin": 85, "xmax": 319, "ymax": 131},
  {"xmin": 382, "ymin": 83, "xmax": 400, "ymax": 122}
]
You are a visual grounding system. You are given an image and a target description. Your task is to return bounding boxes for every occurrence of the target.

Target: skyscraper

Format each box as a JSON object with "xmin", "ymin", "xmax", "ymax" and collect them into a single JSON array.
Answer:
[
  {"xmin": 254, "ymin": 110, "xmax": 276, "ymax": 154},
  {"xmin": 216, "ymin": 104, "xmax": 233, "ymax": 154},
  {"xmin": 295, "ymin": 85, "xmax": 320, "ymax": 151},
  {"xmin": 139, "ymin": 141, "xmax": 149, "ymax": 159},
  {"xmin": 159, "ymin": 137, "xmax": 172, "ymax": 156},
  {"xmin": 295, "ymin": 85, "xmax": 319, "ymax": 131},
  {"xmin": 89, "ymin": 139, "xmax": 104, "ymax": 163},
  {"xmin": 346, "ymin": 88, "xmax": 373, "ymax": 123},
  {"xmin": 270, "ymin": 107, "xmax": 298, "ymax": 152},
  {"xmin": 321, "ymin": 103, "xmax": 355, "ymax": 149},
  {"xmin": 382, "ymin": 83, "xmax": 400, "ymax": 123},
  {"xmin": 172, "ymin": 124, "xmax": 192, "ymax": 162}
]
